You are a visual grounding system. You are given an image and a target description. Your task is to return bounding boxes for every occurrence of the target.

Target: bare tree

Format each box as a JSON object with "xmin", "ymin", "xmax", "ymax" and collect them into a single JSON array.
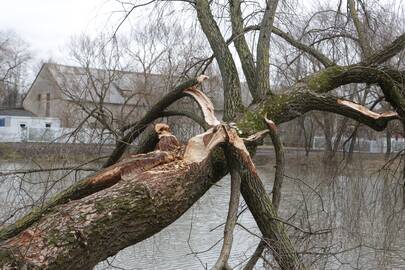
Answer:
[
  {"xmin": 1, "ymin": 1, "xmax": 405, "ymax": 270},
  {"xmin": 0, "ymin": 31, "xmax": 31, "ymax": 107}
]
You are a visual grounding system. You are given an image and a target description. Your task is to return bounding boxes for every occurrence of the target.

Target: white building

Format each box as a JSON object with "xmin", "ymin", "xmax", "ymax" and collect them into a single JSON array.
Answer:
[{"xmin": 0, "ymin": 108, "xmax": 60, "ymax": 142}]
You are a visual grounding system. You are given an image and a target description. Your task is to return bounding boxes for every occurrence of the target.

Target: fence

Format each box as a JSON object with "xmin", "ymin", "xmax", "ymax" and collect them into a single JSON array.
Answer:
[
  {"xmin": 0, "ymin": 127, "xmax": 115, "ymax": 144},
  {"xmin": 312, "ymin": 136, "xmax": 405, "ymax": 153}
]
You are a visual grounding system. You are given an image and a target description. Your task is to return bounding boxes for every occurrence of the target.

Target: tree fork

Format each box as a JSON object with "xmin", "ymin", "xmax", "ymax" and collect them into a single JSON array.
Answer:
[{"xmin": 1, "ymin": 125, "xmax": 306, "ymax": 270}]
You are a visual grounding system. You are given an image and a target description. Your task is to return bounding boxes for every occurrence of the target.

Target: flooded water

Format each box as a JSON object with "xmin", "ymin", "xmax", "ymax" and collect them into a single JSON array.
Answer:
[{"xmin": 1, "ymin": 150, "xmax": 405, "ymax": 269}]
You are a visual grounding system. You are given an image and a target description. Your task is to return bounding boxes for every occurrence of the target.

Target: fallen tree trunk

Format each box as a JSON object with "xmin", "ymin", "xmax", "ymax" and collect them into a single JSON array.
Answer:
[
  {"xmin": 1, "ymin": 62, "xmax": 402, "ymax": 269},
  {"xmin": 0, "ymin": 125, "xmax": 307, "ymax": 270},
  {"xmin": 0, "ymin": 146, "xmax": 227, "ymax": 269}
]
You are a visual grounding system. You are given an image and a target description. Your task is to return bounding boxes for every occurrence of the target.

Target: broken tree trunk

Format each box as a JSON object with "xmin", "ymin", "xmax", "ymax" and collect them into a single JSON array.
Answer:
[
  {"xmin": 1, "ymin": 63, "xmax": 402, "ymax": 269},
  {"xmin": 0, "ymin": 143, "xmax": 227, "ymax": 269},
  {"xmin": 1, "ymin": 123, "xmax": 307, "ymax": 270}
]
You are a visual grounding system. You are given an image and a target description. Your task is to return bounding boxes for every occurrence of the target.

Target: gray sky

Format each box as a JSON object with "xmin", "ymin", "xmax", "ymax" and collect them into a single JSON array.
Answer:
[
  {"xmin": 2, "ymin": 0, "xmax": 400, "ymax": 66},
  {"xmin": 0, "ymin": 0, "xmax": 323, "ymax": 64},
  {"xmin": 0, "ymin": 0, "xmax": 120, "ymax": 61}
]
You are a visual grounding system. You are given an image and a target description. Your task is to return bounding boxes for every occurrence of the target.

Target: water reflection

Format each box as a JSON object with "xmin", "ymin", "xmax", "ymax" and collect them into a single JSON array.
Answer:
[{"xmin": 1, "ymin": 152, "xmax": 404, "ymax": 269}]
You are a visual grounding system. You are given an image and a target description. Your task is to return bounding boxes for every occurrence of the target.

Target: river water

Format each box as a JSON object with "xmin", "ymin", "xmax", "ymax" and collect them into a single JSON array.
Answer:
[{"xmin": 1, "ymin": 150, "xmax": 405, "ymax": 269}]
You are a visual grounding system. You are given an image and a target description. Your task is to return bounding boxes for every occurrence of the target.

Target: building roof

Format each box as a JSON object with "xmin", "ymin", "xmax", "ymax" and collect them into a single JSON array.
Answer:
[
  {"xmin": 0, "ymin": 108, "xmax": 37, "ymax": 117},
  {"xmin": 42, "ymin": 63, "xmax": 168, "ymax": 106},
  {"xmin": 26, "ymin": 63, "xmax": 246, "ymax": 111}
]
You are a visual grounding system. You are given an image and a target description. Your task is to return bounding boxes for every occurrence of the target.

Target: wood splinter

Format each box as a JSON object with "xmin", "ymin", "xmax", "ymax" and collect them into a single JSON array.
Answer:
[{"xmin": 154, "ymin": 123, "xmax": 180, "ymax": 152}]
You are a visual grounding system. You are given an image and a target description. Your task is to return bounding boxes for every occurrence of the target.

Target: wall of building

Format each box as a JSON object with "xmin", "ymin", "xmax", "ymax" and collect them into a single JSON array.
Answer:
[
  {"xmin": 0, "ymin": 115, "xmax": 60, "ymax": 128},
  {"xmin": 23, "ymin": 66, "xmax": 61, "ymax": 119},
  {"xmin": 0, "ymin": 115, "xmax": 61, "ymax": 142},
  {"xmin": 9, "ymin": 116, "xmax": 60, "ymax": 129}
]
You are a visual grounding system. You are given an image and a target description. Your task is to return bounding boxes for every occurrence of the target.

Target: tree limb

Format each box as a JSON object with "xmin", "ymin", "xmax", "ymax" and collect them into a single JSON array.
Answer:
[
  {"xmin": 347, "ymin": 0, "xmax": 372, "ymax": 57},
  {"xmin": 195, "ymin": 0, "xmax": 243, "ymax": 120},
  {"xmin": 256, "ymin": 0, "xmax": 279, "ymax": 98},
  {"xmin": 103, "ymin": 75, "xmax": 208, "ymax": 168},
  {"xmin": 229, "ymin": 0, "xmax": 258, "ymax": 101},
  {"xmin": 361, "ymin": 33, "xmax": 405, "ymax": 65},
  {"xmin": 237, "ymin": 90, "xmax": 398, "ymax": 136},
  {"xmin": 243, "ymin": 117, "xmax": 285, "ymax": 270},
  {"xmin": 212, "ymin": 143, "xmax": 241, "ymax": 270},
  {"xmin": 272, "ymin": 27, "xmax": 335, "ymax": 67}
]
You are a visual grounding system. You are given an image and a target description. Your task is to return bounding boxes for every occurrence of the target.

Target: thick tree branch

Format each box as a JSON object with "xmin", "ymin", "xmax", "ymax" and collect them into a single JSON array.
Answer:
[
  {"xmin": 0, "ymin": 151, "xmax": 179, "ymax": 242},
  {"xmin": 229, "ymin": 0, "xmax": 258, "ymax": 101},
  {"xmin": 256, "ymin": 0, "xmax": 279, "ymax": 98},
  {"xmin": 104, "ymin": 75, "xmax": 208, "ymax": 168},
  {"xmin": 243, "ymin": 118, "xmax": 285, "ymax": 270},
  {"xmin": 195, "ymin": 0, "xmax": 243, "ymax": 120},
  {"xmin": 0, "ymin": 141, "xmax": 227, "ymax": 269},
  {"xmin": 347, "ymin": 0, "xmax": 372, "ymax": 57},
  {"xmin": 225, "ymin": 128, "xmax": 306, "ymax": 270},
  {"xmin": 237, "ymin": 90, "xmax": 398, "ymax": 135}
]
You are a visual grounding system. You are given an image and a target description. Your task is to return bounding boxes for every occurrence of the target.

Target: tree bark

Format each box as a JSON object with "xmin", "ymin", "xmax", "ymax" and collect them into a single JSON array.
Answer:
[
  {"xmin": 256, "ymin": 0, "xmax": 279, "ymax": 98},
  {"xmin": 0, "ymin": 146, "xmax": 228, "ymax": 270},
  {"xmin": 229, "ymin": 0, "xmax": 258, "ymax": 100},
  {"xmin": 1, "ymin": 126, "xmax": 307, "ymax": 270},
  {"xmin": 195, "ymin": 0, "xmax": 243, "ymax": 120},
  {"xmin": 1, "ymin": 57, "xmax": 403, "ymax": 270},
  {"xmin": 225, "ymin": 134, "xmax": 305, "ymax": 270},
  {"xmin": 385, "ymin": 128, "xmax": 392, "ymax": 159}
]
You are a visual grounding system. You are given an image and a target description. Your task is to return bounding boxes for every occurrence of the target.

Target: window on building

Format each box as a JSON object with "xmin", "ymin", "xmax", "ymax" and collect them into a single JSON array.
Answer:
[
  {"xmin": 0, "ymin": 118, "xmax": 5, "ymax": 127},
  {"xmin": 37, "ymin": 94, "xmax": 41, "ymax": 111},
  {"xmin": 45, "ymin": 123, "xmax": 51, "ymax": 128},
  {"xmin": 20, "ymin": 124, "xmax": 26, "ymax": 128},
  {"xmin": 46, "ymin": 93, "xmax": 50, "ymax": 117}
]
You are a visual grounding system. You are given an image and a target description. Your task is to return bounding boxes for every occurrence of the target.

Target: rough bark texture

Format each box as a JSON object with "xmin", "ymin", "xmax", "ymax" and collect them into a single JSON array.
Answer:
[
  {"xmin": 0, "ymin": 150, "xmax": 179, "ymax": 242},
  {"xmin": 0, "ymin": 147, "xmax": 227, "ymax": 270},
  {"xmin": 256, "ymin": 0, "xmax": 279, "ymax": 98},
  {"xmin": 243, "ymin": 119, "xmax": 285, "ymax": 270},
  {"xmin": 1, "ymin": 126, "xmax": 307, "ymax": 270},
  {"xmin": 196, "ymin": 0, "xmax": 243, "ymax": 120},
  {"xmin": 224, "ymin": 130, "xmax": 305, "ymax": 270},
  {"xmin": 1, "ymin": 15, "xmax": 404, "ymax": 268},
  {"xmin": 229, "ymin": 0, "xmax": 257, "ymax": 100}
]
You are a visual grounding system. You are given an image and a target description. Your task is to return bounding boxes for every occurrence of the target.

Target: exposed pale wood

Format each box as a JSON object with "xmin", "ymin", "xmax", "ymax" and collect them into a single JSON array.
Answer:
[
  {"xmin": 337, "ymin": 99, "xmax": 398, "ymax": 120},
  {"xmin": 184, "ymin": 87, "xmax": 221, "ymax": 126}
]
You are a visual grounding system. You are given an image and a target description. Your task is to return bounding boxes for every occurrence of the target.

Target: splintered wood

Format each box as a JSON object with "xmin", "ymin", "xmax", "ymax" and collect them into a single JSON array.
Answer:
[{"xmin": 337, "ymin": 99, "xmax": 398, "ymax": 119}]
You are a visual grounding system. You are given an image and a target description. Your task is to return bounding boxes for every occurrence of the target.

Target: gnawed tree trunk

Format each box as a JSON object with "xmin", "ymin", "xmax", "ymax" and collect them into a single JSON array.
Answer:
[
  {"xmin": 2, "ymin": 0, "xmax": 405, "ymax": 268},
  {"xmin": 1, "ymin": 125, "xmax": 306, "ymax": 270},
  {"xmin": 0, "ymin": 82, "xmax": 306, "ymax": 270},
  {"xmin": 0, "ymin": 146, "xmax": 227, "ymax": 269},
  {"xmin": 1, "ymin": 61, "xmax": 402, "ymax": 270}
]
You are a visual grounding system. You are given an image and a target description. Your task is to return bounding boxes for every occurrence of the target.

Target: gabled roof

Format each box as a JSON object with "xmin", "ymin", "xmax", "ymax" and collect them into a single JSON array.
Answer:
[
  {"xmin": 25, "ymin": 63, "xmax": 231, "ymax": 110},
  {"xmin": 39, "ymin": 63, "xmax": 167, "ymax": 105}
]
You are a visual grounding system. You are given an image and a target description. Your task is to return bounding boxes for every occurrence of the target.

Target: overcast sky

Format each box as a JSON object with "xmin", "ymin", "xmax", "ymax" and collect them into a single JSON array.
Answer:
[
  {"xmin": 0, "ymin": 0, "xmax": 122, "ymax": 62},
  {"xmin": 1, "ymin": 0, "xmax": 399, "ymax": 68},
  {"xmin": 0, "ymin": 0, "xmax": 329, "ymax": 64}
]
